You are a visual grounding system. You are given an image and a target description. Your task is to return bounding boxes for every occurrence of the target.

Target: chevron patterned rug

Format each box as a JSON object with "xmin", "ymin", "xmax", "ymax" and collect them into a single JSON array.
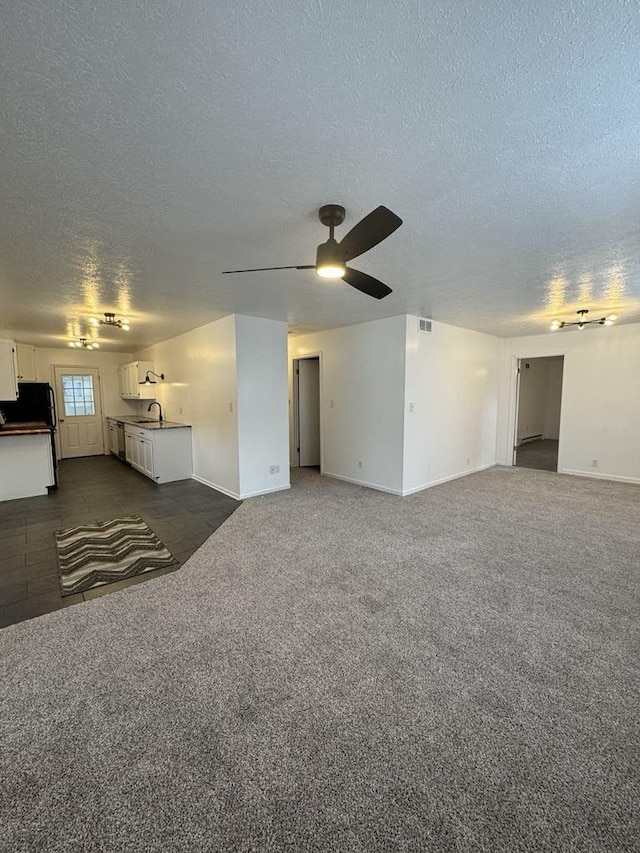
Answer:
[{"xmin": 56, "ymin": 516, "xmax": 177, "ymax": 596}]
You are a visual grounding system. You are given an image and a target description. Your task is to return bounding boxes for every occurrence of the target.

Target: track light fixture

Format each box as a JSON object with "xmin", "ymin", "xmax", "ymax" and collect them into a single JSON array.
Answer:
[
  {"xmin": 550, "ymin": 309, "xmax": 617, "ymax": 331},
  {"xmin": 140, "ymin": 371, "xmax": 165, "ymax": 385},
  {"xmin": 89, "ymin": 312, "xmax": 130, "ymax": 330},
  {"xmin": 69, "ymin": 338, "xmax": 99, "ymax": 350}
]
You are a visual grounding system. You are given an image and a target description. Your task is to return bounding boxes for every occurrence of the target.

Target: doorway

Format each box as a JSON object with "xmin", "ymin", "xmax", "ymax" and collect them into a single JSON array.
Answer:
[
  {"xmin": 54, "ymin": 366, "xmax": 105, "ymax": 458},
  {"xmin": 292, "ymin": 356, "xmax": 321, "ymax": 468},
  {"xmin": 513, "ymin": 356, "xmax": 563, "ymax": 472}
]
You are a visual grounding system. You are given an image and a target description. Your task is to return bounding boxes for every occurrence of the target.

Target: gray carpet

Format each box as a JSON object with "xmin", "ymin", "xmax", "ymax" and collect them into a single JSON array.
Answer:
[
  {"xmin": 1, "ymin": 467, "xmax": 639, "ymax": 852},
  {"xmin": 516, "ymin": 438, "xmax": 559, "ymax": 471}
]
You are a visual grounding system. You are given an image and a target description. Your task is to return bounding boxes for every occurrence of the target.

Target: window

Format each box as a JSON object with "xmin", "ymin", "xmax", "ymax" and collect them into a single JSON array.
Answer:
[{"xmin": 62, "ymin": 374, "xmax": 95, "ymax": 417}]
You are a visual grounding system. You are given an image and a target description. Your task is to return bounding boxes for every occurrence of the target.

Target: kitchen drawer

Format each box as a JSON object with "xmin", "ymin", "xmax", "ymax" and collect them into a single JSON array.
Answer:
[{"xmin": 125, "ymin": 426, "xmax": 152, "ymax": 440}]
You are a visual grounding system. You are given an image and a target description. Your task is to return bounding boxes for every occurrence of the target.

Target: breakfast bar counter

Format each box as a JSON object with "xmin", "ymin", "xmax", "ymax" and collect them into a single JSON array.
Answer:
[
  {"xmin": 0, "ymin": 421, "xmax": 56, "ymax": 501},
  {"xmin": 0, "ymin": 421, "xmax": 52, "ymax": 437}
]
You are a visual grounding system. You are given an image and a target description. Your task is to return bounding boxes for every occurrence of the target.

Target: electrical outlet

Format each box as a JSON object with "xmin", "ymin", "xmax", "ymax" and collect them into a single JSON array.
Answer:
[
  {"xmin": 409, "ymin": 401, "xmax": 415, "ymax": 413},
  {"xmin": 228, "ymin": 402, "xmax": 233, "ymax": 413},
  {"xmin": 357, "ymin": 460, "xmax": 362, "ymax": 470},
  {"xmin": 270, "ymin": 465, "xmax": 280, "ymax": 475},
  {"xmin": 466, "ymin": 457, "xmax": 470, "ymax": 466},
  {"xmin": 179, "ymin": 407, "xmax": 183, "ymax": 415},
  {"xmin": 329, "ymin": 400, "xmax": 334, "ymax": 409},
  {"xmin": 591, "ymin": 459, "xmax": 599, "ymax": 468}
]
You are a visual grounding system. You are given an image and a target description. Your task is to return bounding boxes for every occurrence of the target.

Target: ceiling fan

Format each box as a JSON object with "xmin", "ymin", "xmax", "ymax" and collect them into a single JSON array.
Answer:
[{"xmin": 222, "ymin": 204, "xmax": 402, "ymax": 299}]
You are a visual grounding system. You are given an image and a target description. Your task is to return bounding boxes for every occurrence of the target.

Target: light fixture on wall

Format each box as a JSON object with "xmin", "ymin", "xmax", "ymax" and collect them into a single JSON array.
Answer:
[
  {"xmin": 69, "ymin": 338, "xmax": 99, "ymax": 350},
  {"xmin": 550, "ymin": 309, "xmax": 617, "ymax": 331},
  {"xmin": 89, "ymin": 312, "xmax": 130, "ymax": 330},
  {"xmin": 140, "ymin": 370, "xmax": 165, "ymax": 385}
]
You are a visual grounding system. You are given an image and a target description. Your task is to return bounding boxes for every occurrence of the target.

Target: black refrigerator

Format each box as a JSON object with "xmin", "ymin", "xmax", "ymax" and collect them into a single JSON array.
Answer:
[{"xmin": 0, "ymin": 382, "xmax": 59, "ymax": 489}]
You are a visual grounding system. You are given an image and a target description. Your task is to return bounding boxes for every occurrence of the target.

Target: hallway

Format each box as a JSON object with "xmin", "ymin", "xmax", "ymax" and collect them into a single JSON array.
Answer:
[
  {"xmin": 0, "ymin": 456, "xmax": 239, "ymax": 628},
  {"xmin": 515, "ymin": 438, "xmax": 559, "ymax": 472}
]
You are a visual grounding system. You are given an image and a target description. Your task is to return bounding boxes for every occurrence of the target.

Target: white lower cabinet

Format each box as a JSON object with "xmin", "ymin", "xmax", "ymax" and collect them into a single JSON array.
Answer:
[
  {"xmin": 139, "ymin": 437, "xmax": 154, "ymax": 478},
  {"xmin": 125, "ymin": 425, "xmax": 191, "ymax": 484}
]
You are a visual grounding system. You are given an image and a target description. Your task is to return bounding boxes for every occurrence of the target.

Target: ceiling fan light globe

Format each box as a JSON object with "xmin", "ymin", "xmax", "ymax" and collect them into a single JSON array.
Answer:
[
  {"xmin": 89, "ymin": 317, "xmax": 99, "ymax": 326},
  {"xmin": 317, "ymin": 264, "xmax": 346, "ymax": 279}
]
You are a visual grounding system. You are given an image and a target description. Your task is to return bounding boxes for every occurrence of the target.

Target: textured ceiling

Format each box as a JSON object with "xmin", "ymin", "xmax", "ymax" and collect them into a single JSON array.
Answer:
[{"xmin": 1, "ymin": 0, "xmax": 639, "ymax": 351}]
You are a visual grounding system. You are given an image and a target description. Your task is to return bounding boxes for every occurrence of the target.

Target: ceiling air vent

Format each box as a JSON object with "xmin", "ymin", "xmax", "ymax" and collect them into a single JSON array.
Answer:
[{"xmin": 418, "ymin": 318, "xmax": 432, "ymax": 333}]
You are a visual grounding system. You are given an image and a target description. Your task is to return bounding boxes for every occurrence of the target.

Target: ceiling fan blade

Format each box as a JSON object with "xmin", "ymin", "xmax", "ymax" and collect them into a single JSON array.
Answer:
[
  {"xmin": 342, "ymin": 267, "xmax": 392, "ymax": 300},
  {"xmin": 337, "ymin": 206, "xmax": 402, "ymax": 262},
  {"xmin": 222, "ymin": 265, "xmax": 314, "ymax": 274}
]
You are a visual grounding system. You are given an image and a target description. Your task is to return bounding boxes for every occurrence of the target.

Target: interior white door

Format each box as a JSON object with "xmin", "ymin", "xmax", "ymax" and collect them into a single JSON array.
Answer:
[
  {"xmin": 297, "ymin": 357, "xmax": 320, "ymax": 467},
  {"xmin": 54, "ymin": 367, "xmax": 105, "ymax": 458}
]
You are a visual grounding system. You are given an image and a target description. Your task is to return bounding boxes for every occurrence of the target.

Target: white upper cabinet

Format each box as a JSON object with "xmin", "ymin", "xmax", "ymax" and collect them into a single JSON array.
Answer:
[
  {"xmin": 0, "ymin": 340, "xmax": 18, "ymax": 401},
  {"xmin": 118, "ymin": 360, "xmax": 157, "ymax": 399},
  {"xmin": 15, "ymin": 343, "xmax": 37, "ymax": 382}
]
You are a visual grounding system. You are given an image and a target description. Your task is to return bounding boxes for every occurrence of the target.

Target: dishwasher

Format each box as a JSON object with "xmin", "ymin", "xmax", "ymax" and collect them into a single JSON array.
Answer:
[{"xmin": 107, "ymin": 418, "xmax": 127, "ymax": 461}]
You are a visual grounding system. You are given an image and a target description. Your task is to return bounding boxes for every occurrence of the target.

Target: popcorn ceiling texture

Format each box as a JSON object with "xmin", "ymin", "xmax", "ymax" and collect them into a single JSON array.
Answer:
[
  {"xmin": 1, "ymin": 1, "xmax": 639, "ymax": 347},
  {"xmin": 1, "ymin": 467, "xmax": 639, "ymax": 851}
]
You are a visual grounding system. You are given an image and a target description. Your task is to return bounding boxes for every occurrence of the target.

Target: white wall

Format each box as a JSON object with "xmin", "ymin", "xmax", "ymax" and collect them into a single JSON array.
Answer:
[
  {"xmin": 35, "ymin": 347, "xmax": 137, "ymax": 453},
  {"xmin": 403, "ymin": 317, "xmax": 501, "ymax": 494},
  {"xmin": 137, "ymin": 314, "xmax": 290, "ymax": 499},
  {"xmin": 289, "ymin": 316, "xmax": 407, "ymax": 494},
  {"xmin": 235, "ymin": 315, "xmax": 290, "ymax": 497},
  {"xmin": 137, "ymin": 315, "xmax": 241, "ymax": 497},
  {"xmin": 498, "ymin": 323, "xmax": 640, "ymax": 483}
]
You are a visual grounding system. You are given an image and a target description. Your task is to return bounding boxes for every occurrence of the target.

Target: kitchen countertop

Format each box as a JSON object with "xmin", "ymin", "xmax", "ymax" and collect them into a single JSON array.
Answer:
[
  {"xmin": 0, "ymin": 421, "xmax": 52, "ymax": 437},
  {"xmin": 108, "ymin": 416, "xmax": 191, "ymax": 430}
]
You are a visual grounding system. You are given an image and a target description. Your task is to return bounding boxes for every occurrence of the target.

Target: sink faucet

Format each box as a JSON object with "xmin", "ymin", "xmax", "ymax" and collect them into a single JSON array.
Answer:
[{"xmin": 147, "ymin": 401, "xmax": 164, "ymax": 423}]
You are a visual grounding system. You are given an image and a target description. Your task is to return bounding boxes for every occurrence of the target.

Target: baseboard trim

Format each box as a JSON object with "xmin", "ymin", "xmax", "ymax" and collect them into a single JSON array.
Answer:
[
  {"xmin": 191, "ymin": 474, "xmax": 241, "ymax": 501},
  {"xmin": 323, "ymin": 464, "xmax": 499, "ymax": 497},
  {"xmin": 560, "ymin": 468, "xmax": 640, "ymax": 486},
  {"xmin": 322, "ymin": 471, "xmax": 403, "ymax": 496},
  {"xmin": 192, "ymin": 474, "xmax": 291, "ymax": 500},
  {"xmin": 401, "ymin": 462, "xmax": 497, "ymax": 496},
  {"xmin": 518, "ymin": 434, "xmax": 543, "ymax": 445},
  {"xmin": 240, "ymin": 483, "xmax": 291, "ymax": 499}
]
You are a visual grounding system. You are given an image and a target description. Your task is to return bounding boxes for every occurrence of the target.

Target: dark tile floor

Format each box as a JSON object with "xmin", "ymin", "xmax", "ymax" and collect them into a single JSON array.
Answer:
[{"xmin": 0, "ymin": 455, "xmax": 240, "ymax": 629}]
